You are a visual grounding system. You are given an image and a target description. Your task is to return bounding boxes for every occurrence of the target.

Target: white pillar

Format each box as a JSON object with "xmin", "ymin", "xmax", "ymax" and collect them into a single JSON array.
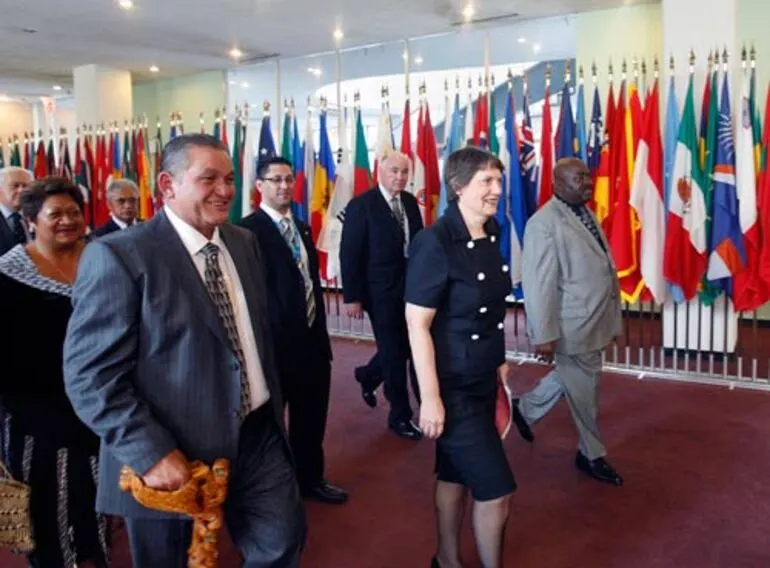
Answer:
[
  {"xmin": 73, "ymin": 65, "xmax": 132, "ymax": 129},
  {"xmin": 661, "ymin": 0, "xmax": 739, "ymax": 354}
]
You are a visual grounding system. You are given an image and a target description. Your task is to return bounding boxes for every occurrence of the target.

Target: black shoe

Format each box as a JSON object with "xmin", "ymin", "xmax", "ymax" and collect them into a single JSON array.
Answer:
[
  {"xmin": 389, "ymin": 420, "xmax": 422, "ymax": 441},
  {"xmin": 301, "ymin": 480, "xmax": 349, "ymax": 504},
  {"xmin": 575, "ymin": 452, "xmax": 623, "ymax": 486},
  {"xmin": 511, "ymin": 398, "xmax": 534, "ymax": 443},
  {"xmin": 354, "ymin": 367, "xmax": 377, "ymax": 409},
  {"xmin": 431, "ymin": 557, "xmax": 440, "ymax": 568}
]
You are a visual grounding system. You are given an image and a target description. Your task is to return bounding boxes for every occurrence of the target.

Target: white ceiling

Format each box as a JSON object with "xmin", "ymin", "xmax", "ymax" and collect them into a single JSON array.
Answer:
[{"xmin": 0, "ymin": 0, "xmax": 655, "ymax": 99}]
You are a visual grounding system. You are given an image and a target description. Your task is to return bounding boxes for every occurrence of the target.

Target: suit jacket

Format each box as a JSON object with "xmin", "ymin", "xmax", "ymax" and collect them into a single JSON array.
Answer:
[
  {"xmin": 92, "ymin": 218, "xmax": 141, "ymax": 237},
  {"xmin": 238, "ymin": 210, "xmax": 331, "ymax": 375},
  {"xmin": 63, "ymin": 210, "xmax": 286, "ymax": 518},
  {"xmin": 521, "ymin": 198, "xmax": 622, "ymax": 355},
  {"xmin": 339, "ymin": 186, "xmax": 423, "ymax": 312},
  {"xmin": 0, "ymin": 215, "xmax": 18, "ymax": 256}
]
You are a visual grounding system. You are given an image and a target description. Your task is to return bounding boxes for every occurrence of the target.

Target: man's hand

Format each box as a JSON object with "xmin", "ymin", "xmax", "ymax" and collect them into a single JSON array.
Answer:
[
  {"xmin": 534, "ymin": 341, "xmax": 556, "ymax": 364},
  {"xmin": 344, "ymin": 302, "xmax": 363, "ymax": 319},
  {"xmin": 142, "ymin": 449, "xmax": 191, "ymax": 491}
]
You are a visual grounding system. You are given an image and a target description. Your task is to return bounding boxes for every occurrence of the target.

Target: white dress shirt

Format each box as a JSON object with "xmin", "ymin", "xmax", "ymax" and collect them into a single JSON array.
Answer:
[
  {"xmin": 111, "ymin": 214, "xmax": 132, "ymax": 230},
  {"xmin": 164, "ymin": 205, "xmax": 270, "ymax": 410},
  {"xmin": 260, "ymin": 202, "xmax": 309, "ymax": 267},
  {"xmin": 379, "ymin": 185, "xmax": 410, "ymax": 253}
]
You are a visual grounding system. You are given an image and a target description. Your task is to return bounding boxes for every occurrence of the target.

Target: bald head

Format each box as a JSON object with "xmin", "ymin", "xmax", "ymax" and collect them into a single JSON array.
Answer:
[
  {"xmin": 378, "ymin": 150, "xmax": 410, "ymax": 195},
  {"xmin": 553, "ymin": 157, "xmax": 593, "ymax": 205}
]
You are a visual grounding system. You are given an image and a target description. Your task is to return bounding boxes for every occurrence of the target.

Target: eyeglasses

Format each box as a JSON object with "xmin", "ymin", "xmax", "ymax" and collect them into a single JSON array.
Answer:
[{"xmin": 261, "ymin": 176, "xmax": 295, "ymax": 186}]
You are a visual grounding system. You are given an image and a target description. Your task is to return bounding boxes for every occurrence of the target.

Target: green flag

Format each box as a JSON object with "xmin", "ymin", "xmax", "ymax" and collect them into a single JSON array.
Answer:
[
  {"xmin": 488, "ymin": 93, "xmax": 499, "ymax": 156},
  {"xmin": 229, "ymin": 117, "xmax": 243, "ymax": 223},
  {"xmin": 281, "ymin": 110, "xmax": 293, "ymax": 163},
  {"xmin": 698, "ymin": 69, "xmax": 721, "ymax": 305}
]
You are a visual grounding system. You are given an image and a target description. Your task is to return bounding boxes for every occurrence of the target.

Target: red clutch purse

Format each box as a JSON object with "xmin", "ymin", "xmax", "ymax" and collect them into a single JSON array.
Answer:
[{"xmin": 495, "ymin": 380, "xmax": 513, "ymax": 439}]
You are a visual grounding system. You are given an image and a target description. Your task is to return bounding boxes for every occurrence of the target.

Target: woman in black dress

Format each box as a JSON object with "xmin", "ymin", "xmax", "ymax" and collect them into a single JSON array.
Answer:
[
  {"xmin": 0, "ymin": 177, "xmax": 109, "ymax": 567},
  {"xmin": 406, "ymin": 147, "xmax": 514, "ymax": 568}
]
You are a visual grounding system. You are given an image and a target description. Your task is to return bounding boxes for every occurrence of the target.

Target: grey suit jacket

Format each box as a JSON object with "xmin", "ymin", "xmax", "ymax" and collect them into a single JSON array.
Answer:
[
  {"xmin": 521, "ymin": 198, "xmax": 622, "ymax": 356},
  {"xmin": 63, "ymin": 210, "xmax": 286, "ymax": 518}
]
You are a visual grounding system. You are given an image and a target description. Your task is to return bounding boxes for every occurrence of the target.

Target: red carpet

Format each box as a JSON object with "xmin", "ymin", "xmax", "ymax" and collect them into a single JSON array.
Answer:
[{"xmin": 3, "ymin": 337, "xmax": 770, "ymax": 567}]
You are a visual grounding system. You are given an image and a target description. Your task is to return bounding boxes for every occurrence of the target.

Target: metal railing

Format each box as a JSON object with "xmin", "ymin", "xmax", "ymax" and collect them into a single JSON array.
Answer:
[{"xmin": 322, "ymin": 290, "xmax": 770, "ymax": 392}]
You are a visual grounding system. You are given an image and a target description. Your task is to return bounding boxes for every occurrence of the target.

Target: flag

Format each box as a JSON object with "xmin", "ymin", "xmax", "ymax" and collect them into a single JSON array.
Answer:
[
  {"xmin": 662, "ymin": 75, "xmax": 708, "ymax": 300},
  {"xmin": 416, "ymin": 101, "xmax": 441, "ymax": 226},
  {"xmin": 520, "ymin": 91, "xmax": 538, "ymax": 218},
  {"xmin": 629, "ymin": 81, "xmax": 666, "ymax": 303},
  {"xmin": 253, "ymin": 113, "xmax": 276, "ymax": 209},
  {"xmin": 310, "ymin": 110, "xmax": 336, "ymax": 279},
  {"xmin": 473, "ymin": 87, "xmax": 489, "ymax": 148},
  {"xmin": 136, "ymin": 128, "xmax": 154, "ymax": 220},
  {"xmin": 757, "ymin": 85, "xmax": 770, "ymax": 293},
  {"xmin": 733, "ymin": 64, "xmax": 764, "ymax": 310},
  {"xmin": 555, "ymin": 82, "xmax": 577, "ymax": 159},
  {"xmin": 504, "ymin": 90, "xmax": 528, "ymax": 299},
  {"xmin": 353, "ymin": 108, "xmax": 372, "ymax": 196},
  {"xmin": 576, "ymin": 81, "xmax": 588, "ymax": 163},
  {"xmin": 372, "ymin": 102, "xmax": 395, "ymax": 186},
  {"xmin": 281, "ymin": 107, "xmax": 293, "ymax": 164},
  {"xmin": 438, "ymin": 92, "xmax": 462, "ymax": 217},
  {"xmin": 699, "ymin": 68, "xmax": 722, "ymax": 305},
  {"xmin": 488, "ymin": 90, "xmax": 499, "ymax": 157},
  {"xmin": 663, "ymin": 74, "xmax": 687, "ymax": 303},
  {"xmin": 706, "ymin": 72, "xmax": 745, "ymax": 292},
  {"xmin": 589, "ymin": 83, "xmax": 611, "ymax": 227},
  {"xmin": 537, "ymin": 86, "xmax": 554, "ymax": 208},
  {"xmin": 228, "ymin": 116, "xmax": 243, "ymax": 223},
  {"xmin": 241, "ymin": 117, "xmax": 256, "ymax": 218},
  {"xmin": 293, "ymin": 113, "xmax": 314, "ymax": 224}
]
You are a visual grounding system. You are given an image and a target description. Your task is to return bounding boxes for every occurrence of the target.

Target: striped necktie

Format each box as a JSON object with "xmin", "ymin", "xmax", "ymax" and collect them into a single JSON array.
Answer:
[{"xmin": 279, "ymin": 218, "xmax": 316, "ymax": 326}]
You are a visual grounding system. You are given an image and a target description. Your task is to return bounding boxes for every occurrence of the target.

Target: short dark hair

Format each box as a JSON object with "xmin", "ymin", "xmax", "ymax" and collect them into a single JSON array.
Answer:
[
  {"xmin": 160, "ymin": 133, "xmax": 229, "ymax": 179},
  {"xmin": 20, "ymin": 176, "xmax": 84, "ymax": 222},
  {"xmin": 256, "ymin": 156, "xmax": 293, "ymax": 180},
  {"xmin": 444, "ymin": 146, "xmax": 505, "ymax": 202}
]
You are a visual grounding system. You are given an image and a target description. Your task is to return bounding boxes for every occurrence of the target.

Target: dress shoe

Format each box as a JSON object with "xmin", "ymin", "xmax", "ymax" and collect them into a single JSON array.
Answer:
[
  {"xmin": 511, "ymin": 398, "xmax": 534, "ymax": 442},
  {"xmin": 390, "ymin": 420, "xmax": 423, "ymax": 441},
  {"xmin": 431, "ymin": 557, "xmax": 440, "ymax": 568},
  {"xmin": 575, "ymin": 452, "xmax": 623, "ymax": 486},
  {"xmin": 301, "ymin": 480, "xmax": 349, "ymax": 504},
  {"xmin": 354, "ymin": 367, "xmax": 377, "ymax": 409}
]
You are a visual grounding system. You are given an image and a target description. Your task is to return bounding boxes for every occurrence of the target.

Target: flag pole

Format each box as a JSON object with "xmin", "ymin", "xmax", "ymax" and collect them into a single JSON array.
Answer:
[
  {"xmin": 484, "ymin": 31, "xmax": 491, "ymax": 109},
  {"xmin": 334, "ymin": 31, "xmax": 343, "ymax": 155}
]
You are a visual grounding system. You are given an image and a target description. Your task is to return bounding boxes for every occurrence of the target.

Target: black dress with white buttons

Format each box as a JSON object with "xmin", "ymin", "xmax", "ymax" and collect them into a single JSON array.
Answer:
[{"xmin": 406, "ymin": 201, "xmax": 515, "ymax": 501}]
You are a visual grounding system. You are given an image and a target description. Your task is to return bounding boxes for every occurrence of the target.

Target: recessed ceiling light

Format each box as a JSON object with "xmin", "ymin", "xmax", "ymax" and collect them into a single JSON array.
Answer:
[
  {"xmin": 228, "ymin": 80, "xmax": 236, "ymax": 85},
  {"xmin": 517, "ymin": 37, "xmax": 526, "ymax": 43},
  {"xmin": 462, "ymin": 3, "xmax": 475, "ymax": 21},
  {"xmin": 414, "ymin": 55, "xmax": 424, "ymax": 65},
  {"xmin": 118, "ymin": 0, "xmax": 134, "ymax": 10},
  {"xmin": 532, "ymin": 43, "xmax": 541, "ymax": 53},
  {"xmin": 307, "ymin": 67, "xmax": 322, "ymax": 77},
  {"xmin": 149, "ymin": 65, "xmax": 159, "ymax": 73},
  {"xmin": 229, "ymin": 47, "xmax": 243, "ymax": 59},
  {"xmin": 52, "ymin": 85, "xmax": 62, "ymax": 91},
  {"xmin": 241, "ymin": 81, "xmax": 249, "ymax": 88},
  {"xmin": 333, "ymin": 28, "xmax": 343, "ymax": 42},
  {"xmin": 0, "ymin": 94, "xmax": 10, "ymax": 102}
]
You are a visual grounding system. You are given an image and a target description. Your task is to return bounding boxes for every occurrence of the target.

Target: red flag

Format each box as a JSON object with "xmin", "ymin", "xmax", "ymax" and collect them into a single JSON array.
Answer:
[
  {"xmin": 537, "ymin": 86, "xmax": 554, "ymax": 208},
  {"xmin": 33, "ymin": 139, "xmax": 47, "ymax": 179},
  {"xmin": 415, "ymin": 102, "xmax": 441, "ymax": 225},
  {"xmin": 754, "ymin": 85, "xmax": 770, "ymax": 300}
]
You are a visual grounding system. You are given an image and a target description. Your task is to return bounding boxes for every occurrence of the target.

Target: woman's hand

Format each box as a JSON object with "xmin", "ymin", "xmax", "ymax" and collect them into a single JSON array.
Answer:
[
  {"xmin": 497, "ymin": 362, "xmax": 510, "ymax": 386},
  {"xmin": 419, "ymin": 395, "xmax": 445, "ymax": 440}
]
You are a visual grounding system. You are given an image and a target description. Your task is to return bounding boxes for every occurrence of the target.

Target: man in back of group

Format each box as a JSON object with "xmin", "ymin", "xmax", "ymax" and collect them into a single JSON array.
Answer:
[
  {"xmin": 63, "ymin": 133, "xmax": 305, "ymax": 566},
  {"xmin": 339, "ymin": 150, "xmax": 424, "ymax": 440},
  {"xmin": 0, "ymin": 167, "xmax": 33, "ymax": 255},
  {"xmin": 239, "ymin": 156, "xmax": 347, "ymax": 505},
  {"xmin": 92, "ymin": 179, "xmax": 140, "ymax": 236}
]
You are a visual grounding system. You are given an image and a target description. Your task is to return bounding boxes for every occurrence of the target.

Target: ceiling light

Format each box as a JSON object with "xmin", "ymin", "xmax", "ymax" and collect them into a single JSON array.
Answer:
[
  {"xmin": 149, "ymin": 65, "xmax": 159, "ymax": 73},
  {"xmin": 402, "ymin": 51, "xmax": 408, "ymax": 61},
  {"xmin": 241, "ymin": 81, "xmax": 249, "ymax": 88},
  {"xmin": 517, "ymin": 37, "xmax": 526, "ymax": 43},
  {"xmin": 118, "ymin": 0, "xmax": 134, "ymax": 10},
  {"xmin": 307, "ymin": 67, "xmax": 322, "ymax": 77},
  {"xmin": 0, "ymin": 94, "xmax": 10, "ymax": 103},
  {"xmin": 333, "ymin": 28, "xmax": 344, "ymax": 42},
  {"xmin": 228, "ymin": 80, "xmax": 236, "ymax": 85},
  {"xmin": 52, "ymin": 85, "xmax": 62, "ymax": 91},
  {"xmin": 229, "ymin": 47, "xmax": 243, "ymax": 59},
  {"xmin": 414, "ymin": 55, "xmax": 424, "ymax": 65},
  {"xmin": 532, "ymin": 43, "xmax": 541, "ymax": 53},
  {"xmin": 462, "ymin": 3, "xmax": 475, "ymax": 21}
]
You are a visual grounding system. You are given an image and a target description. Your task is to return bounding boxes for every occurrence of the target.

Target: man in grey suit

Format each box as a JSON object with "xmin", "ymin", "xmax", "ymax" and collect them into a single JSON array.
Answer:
[
  {"xmin": 63, "ymin": 133, "xmax": 305, "ymax": 566},
  {"xmin": 513, "ymin": 157, "xmax": 623, "ymax": 486}
]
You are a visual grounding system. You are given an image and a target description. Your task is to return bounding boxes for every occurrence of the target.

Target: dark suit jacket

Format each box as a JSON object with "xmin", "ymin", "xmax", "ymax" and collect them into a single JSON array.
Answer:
[
  {"xmin": 63, "ymin": 210, "xmax": 286, "ymax": 518},
  {"xmin": 340, "ymin": 187, "xmax": 423, "ymax": 311},
  {"xmin": 238, "ymin": 210, "xmax": 332, "ymax": 376},
  {"xmin": 92, "ymin": 218, "xmax": 141, "ymax": 237},
  {"xmin": 0, "ymin": 215, "xmax": 18, "ymax": 256}
]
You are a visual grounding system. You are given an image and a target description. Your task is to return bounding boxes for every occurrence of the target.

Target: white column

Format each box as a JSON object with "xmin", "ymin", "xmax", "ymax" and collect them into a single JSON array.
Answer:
[
  {"xmin": 73, "ymin": 64, "xmax": 132, "ymax": 128},
  {"xmin": 661, "ymin": 0, "xmax": 739, "ymax": 354}
]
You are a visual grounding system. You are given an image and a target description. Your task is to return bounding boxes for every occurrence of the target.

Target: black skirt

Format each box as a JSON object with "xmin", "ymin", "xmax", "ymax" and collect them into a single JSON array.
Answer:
[{"xmin": 435, "ymin": 375, "xmax": 516, "ymax": 501}]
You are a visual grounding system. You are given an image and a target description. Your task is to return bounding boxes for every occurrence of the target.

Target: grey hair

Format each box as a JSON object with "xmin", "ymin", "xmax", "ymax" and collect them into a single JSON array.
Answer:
[
  {"xmin": 106, "ymin": 178, "xmax": 139, "ymax": 199},
  {"xmin": 0, "ymin": 166, "xmax": 33, "ymax": 186},
  {"xmin": 159, "ymin": 133, "xmax": 228, "ymax": 179}
]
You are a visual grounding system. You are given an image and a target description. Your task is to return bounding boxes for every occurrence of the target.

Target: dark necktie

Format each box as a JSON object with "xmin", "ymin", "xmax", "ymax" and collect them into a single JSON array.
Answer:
[
  {"xmin": 9, "ymin": 212, "xmax": 26, "ymax": 245},
  {"xmin": 575, "ymin": 206, "xmax": 606, "ymax": 251},
  {"xmin": 391, "ymin": 196, "xmax": 405, "ymax": 232},
  {"xmin": 279, "ymin": 218, "xmax": 316, "ymax": 326},
  {"xmin": 201, "ymin": 243, "xmax": 251, "ymax": 421}
]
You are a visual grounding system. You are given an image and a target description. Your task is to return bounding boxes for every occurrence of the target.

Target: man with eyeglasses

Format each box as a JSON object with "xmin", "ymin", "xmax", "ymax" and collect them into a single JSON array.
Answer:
[
  {"xmin": 239, "ymin": 156, "xmax": 348, "ymax": 505},
  {"xmin": 92, "ymin": 179, "xmax": 141, "ymax": 237}
]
